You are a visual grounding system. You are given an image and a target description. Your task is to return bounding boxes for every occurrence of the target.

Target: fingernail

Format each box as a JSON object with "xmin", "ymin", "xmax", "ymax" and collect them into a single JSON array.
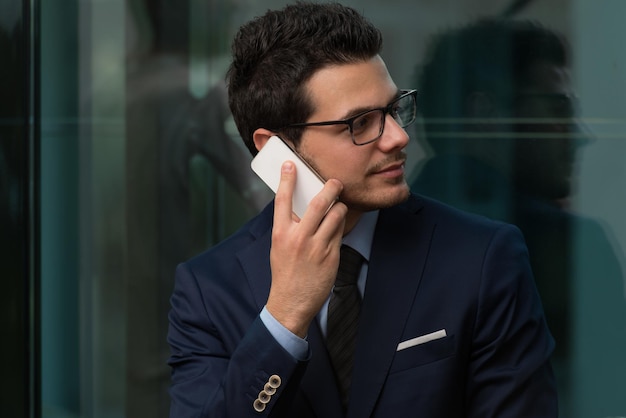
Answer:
[{"xmin": 282, "ymin": 161, "xmax": 294, "ymax": 172}]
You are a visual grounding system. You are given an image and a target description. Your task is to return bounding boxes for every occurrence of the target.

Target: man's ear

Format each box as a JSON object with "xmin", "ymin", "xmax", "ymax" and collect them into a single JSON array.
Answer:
[{"xmin": 252, "ymin": 128, "xmax": 276, "ymax": 152}]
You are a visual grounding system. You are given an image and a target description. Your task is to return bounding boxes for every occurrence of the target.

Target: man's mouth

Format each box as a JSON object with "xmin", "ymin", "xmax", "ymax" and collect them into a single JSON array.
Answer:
[{"xmin": 369, "ymin": 153, "xmax": 407, "ymax": 176}]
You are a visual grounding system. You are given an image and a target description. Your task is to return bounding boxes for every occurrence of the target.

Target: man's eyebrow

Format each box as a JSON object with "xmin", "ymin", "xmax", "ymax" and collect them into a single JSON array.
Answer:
[{"xmin": 337, "ymin": 89, "xmax": 402, "ymax": 120}]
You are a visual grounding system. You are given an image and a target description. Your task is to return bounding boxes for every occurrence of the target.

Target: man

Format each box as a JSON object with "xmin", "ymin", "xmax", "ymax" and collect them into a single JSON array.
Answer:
[
  {"xmin": 411, "ymin": 19, "xmax": 626, "ymax": 417},
  {"xmin": 167, "ymin": 4, "xmax": 557, "ymax": 417}
]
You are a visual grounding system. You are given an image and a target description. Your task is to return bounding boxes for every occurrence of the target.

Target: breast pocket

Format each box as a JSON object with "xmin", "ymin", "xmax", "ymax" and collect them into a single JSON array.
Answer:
[{"xmin": 389, "ymin": 334, "xmax": 456, "ymax": 374}]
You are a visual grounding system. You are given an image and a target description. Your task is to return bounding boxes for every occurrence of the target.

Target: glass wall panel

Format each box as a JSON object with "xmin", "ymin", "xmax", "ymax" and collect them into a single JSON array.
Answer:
[
  {"xmin": 36, "ymin": 1, "xmax": 625, "ymax": 417},
  {"xmin": 1, "ymin": 0, "xmax": 37, "ymax": 416}
]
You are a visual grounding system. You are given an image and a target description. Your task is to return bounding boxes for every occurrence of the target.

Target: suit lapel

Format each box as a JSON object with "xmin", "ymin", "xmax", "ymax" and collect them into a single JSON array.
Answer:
[
  {"xmin": 238, "ymin": 204, "xmax": 274, "ymax": 311},
  {"xmin": 348, "ymin": 196, "xmax": 434, "ymax": 417}
]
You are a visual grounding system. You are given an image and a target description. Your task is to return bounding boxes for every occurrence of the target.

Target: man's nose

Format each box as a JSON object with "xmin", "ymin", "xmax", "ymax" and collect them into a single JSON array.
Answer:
[{"xmin": 378, "ymin": 114, "xmax": 410, "ymax": 150}]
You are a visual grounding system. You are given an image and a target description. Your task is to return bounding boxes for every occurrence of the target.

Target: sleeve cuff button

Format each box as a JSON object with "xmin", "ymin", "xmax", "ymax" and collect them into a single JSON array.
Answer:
[
  {"xmin": 268, "ymin": 374, "xmax": 281, "ymax": 388},
  {"xmin": 253, "ymin": 398, "xmax": 266, "ymax": 412}
]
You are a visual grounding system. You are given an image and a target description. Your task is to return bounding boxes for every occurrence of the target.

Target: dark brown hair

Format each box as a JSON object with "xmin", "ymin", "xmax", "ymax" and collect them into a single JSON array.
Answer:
[{"xmin": 226, "ymin": 2, "xmax": 383, "ymax": 155}]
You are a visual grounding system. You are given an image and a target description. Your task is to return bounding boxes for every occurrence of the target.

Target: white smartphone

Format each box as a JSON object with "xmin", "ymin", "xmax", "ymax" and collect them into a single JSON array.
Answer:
[{"xmin": 251, "ymin": 135, "xmax": 326, "ymax": 218}]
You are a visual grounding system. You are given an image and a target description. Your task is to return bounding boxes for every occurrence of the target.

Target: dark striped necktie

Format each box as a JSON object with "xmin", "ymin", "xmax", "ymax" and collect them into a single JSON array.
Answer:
[{"xmin": 326, "ymin": 244, "xmax": 364, "ymax": 411}]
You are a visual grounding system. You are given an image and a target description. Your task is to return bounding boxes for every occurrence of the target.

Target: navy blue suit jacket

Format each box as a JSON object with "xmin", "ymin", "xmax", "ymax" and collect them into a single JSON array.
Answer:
[{"xmin": 168, "ymin": 194, "xmax": 557, "ymax": 417}]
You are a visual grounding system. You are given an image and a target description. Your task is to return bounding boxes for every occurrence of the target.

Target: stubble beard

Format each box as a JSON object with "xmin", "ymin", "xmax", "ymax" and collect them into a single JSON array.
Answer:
[{"xmin": 340, "ymin": 178, "xmax": 410, "ymax": 212}]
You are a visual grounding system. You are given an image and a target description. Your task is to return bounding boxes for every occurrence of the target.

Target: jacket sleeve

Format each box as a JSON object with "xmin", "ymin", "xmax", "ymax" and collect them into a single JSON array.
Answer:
[
  {"xmin": 167, "ymin": 262, "xmax": 309, "ymax": 418},
  {"xmin": 467, "ymin": 224, "xmax": 558, "ymax": 418}
]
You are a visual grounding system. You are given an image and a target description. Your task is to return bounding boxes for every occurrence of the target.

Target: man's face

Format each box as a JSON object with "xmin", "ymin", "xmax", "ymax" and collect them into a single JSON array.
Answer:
[
  {"xmin": 513, "ymin": 61, "xmax": 580, "ymax": 199},
  {"xmin": 292, "ymin": 56, "xmax": 410, "ymax": 212}
]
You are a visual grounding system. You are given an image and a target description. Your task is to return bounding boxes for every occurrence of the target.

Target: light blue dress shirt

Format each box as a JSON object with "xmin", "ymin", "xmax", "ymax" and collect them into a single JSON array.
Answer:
[{"xmin": 260, "ymin": 210, "xmax": 379, "ymax": 360}]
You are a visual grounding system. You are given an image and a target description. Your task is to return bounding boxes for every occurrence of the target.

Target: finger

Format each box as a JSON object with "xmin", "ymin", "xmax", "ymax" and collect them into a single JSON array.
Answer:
[
  {"xmin": 274, "ymin": 161, "xmax": 297, "ymax": 223},
  {"xmin": 299, "ymin": 178, "xmax": 343, "ymax": 231},
  {"xmin": 315, "ymin": 200, "xmax": 348, "ymax": 244}
]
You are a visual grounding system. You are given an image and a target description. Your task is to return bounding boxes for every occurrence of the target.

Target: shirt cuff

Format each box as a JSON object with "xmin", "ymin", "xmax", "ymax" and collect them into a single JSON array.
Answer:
[{"xmin": 260, "ymin": 306, "xmax": 309, "ymax": 361}]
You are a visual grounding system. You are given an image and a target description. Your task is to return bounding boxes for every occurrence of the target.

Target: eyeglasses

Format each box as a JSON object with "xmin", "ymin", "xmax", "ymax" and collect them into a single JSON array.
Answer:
[{"xmin": 279, "ymin": 89, "xmax": 417, "ymax": 146}]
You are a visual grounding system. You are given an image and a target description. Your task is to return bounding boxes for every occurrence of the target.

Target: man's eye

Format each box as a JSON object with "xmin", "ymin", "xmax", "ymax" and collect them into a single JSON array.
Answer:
[{"xmin": 352, "ymin": 112, "xmax": 377, "ymax": 134}]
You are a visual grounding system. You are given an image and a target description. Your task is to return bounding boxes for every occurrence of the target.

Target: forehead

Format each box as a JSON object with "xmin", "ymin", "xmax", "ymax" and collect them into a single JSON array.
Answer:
[{"xmin": 304, "ymin": 55, "xmax": 398, "ymax": 120}]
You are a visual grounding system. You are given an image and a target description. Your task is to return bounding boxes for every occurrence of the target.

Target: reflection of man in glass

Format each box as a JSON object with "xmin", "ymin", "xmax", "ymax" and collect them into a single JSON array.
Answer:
[
  {"xmin": 414, "ymin": 19, "xmax": 579, "ymax": 209},
  {"xmin": 411, "ymin": 19, "xmax": 626, "ymax": 417},
  {"xmin": 124, "ymin": 3, "xmax": 271, "ymax": 417}
]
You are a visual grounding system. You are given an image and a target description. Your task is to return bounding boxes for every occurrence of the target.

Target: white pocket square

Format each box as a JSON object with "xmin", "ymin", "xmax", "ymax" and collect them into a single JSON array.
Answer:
[{"xmin": 397, "ymin": 329, "xmax": 447, "ymax": 351}]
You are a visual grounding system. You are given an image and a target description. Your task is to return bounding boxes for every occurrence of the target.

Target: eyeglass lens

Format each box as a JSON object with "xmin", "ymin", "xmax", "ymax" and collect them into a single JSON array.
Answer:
[{"xmin": 351, "ymin": 93, "xmax": 416, "ymax": 145}]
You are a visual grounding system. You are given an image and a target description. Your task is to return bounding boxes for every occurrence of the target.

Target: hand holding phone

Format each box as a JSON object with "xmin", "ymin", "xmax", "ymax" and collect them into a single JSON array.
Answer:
[{"xmin": 251, "ymin": 135, "xmax": 326, "ymax": 218}]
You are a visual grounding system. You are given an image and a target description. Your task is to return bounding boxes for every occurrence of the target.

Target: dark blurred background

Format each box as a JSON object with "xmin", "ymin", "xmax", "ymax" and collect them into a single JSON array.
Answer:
[{"xmin": 2, "ymin": 0, "xmax": 625, "ymax": 417}]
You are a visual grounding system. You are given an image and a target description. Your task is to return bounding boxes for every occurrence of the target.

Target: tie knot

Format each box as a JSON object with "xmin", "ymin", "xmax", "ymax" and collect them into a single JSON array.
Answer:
[{"xmin": 336, "ymin": 245, "xmax": 363, "ymax": 287}]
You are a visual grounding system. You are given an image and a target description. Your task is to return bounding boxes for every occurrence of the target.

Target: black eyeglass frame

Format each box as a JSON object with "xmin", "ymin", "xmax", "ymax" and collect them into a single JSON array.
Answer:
[{"xmin": 278, "ymin": 89, "xmax": 417, "ymax": 146}]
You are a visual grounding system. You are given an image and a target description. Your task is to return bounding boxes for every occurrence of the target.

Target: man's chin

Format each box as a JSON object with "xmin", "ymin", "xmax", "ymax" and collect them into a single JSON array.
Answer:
[{"xmin": 344, "ymin": 185, "xmax": 410, "ymax": 211}]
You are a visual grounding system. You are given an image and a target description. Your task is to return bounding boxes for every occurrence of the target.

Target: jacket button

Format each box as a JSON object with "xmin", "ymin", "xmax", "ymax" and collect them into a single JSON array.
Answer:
[
  {"xmin": 263, "ymin": 382, "xmax": 277, "ymax": 395},
  {"xmin": 268, "ymin": 374, "xmax": 281, "ymax": 388},
  {"xmin": 258, "ymin": 390, "xmax": 271, "ymax": 404},
  {"xmin": 253, "ymin": 398, "xmax": 266, "ymax": 412}
]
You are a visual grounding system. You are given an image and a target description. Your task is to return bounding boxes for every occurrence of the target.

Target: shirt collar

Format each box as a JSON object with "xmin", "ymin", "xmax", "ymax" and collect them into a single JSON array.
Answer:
[{"xmin": 342, "ymin": 210, "xmax": 379, "ymax": 262}]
